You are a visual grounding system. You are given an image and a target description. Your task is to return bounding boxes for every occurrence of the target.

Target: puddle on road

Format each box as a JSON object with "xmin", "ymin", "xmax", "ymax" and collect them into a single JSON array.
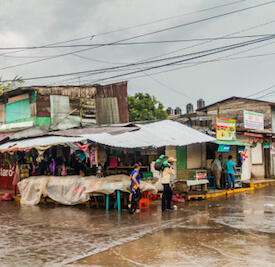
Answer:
[{"xmin": 0, "ymin": 187, "xmax": 274, "ymax": 266}]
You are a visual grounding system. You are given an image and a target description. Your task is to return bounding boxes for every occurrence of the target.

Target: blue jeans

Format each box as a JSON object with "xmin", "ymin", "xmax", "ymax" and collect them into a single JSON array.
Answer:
[{"xmin": 227, "ymin": 173, "xmax": 235, "ymax": 189}]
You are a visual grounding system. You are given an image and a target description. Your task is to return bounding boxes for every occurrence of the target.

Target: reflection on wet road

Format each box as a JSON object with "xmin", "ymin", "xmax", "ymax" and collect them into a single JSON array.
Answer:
[{"xmin": 0, "ymin": 187, "xmax": 274, "ymax": 266}]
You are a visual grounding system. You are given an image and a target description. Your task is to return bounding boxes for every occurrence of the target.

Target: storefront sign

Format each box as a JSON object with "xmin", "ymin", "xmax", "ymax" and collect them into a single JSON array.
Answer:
[
  {"xmin": 0, "ymin": 164, "xmax": 15, "ymax": 189},
  {"xmin": 243, "ymin": 110, "xmax": 264, "ymax": 130},
  {"xmin": 263, "ymin": 141, "xmax": 270, "ymax": 148},
  {"xmin": 218, "ymin": 144, "xmax": 230, "ymax": 152},
  {"xmin": 196, "ymin": 172, "xmax": 206, "ymax": 179},
  {"xmin": 216, "ymin": 118, "xmax": 236, "ymax": 141},
  {"xmin": 243, "ymin": 132, "xmax": 263, "ymax": 138}
]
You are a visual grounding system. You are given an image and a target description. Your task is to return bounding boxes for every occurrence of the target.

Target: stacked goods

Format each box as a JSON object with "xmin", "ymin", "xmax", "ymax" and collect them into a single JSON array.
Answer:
[{"xmin": 154, "ymin": 155, "xmax": 169, "ymax": 171}]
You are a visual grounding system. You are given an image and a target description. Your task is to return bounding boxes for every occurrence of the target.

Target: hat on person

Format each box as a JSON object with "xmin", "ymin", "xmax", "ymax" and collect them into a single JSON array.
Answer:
[{"xmin": 168, "ymin": 157, "xmax": 176, "ymax": 163}]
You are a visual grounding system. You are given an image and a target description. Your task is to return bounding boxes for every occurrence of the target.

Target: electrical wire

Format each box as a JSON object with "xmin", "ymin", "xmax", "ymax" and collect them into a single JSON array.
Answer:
[
  {"xmin": 46, "ymin": 35, "xmax": 275, "ymax": 88},
  {"xmin": 247, "ymin": 84, "xmax": 275, "ymax": 98},
  {"xmin": 0, "ymin": 34, "xmax": 273, "ymax": 51},
  {"xmin": 2, "ymin": 34, "xmax": 274, "ymax": 84},
  {"xmin": 0, "ymin": 0, "xmax": 246, "ymax": 57},
  {"xmin": 51, "ymin": 18, "xmax": 275, "ymax": 86},
  {"xmin": 0, "ymin": 1, "xmax": 273, "ymax": 72}
]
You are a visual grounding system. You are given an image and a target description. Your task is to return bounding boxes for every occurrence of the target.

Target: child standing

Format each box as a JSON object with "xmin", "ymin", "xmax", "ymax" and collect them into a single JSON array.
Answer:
[{"xmin": 128, "ymin": 183, "xmax": 140, "ymax": 214}]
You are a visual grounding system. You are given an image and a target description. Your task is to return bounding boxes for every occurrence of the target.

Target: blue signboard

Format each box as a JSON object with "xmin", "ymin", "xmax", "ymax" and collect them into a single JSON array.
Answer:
[{"xmin": 218, "ymin": 144, "xmax": 230, "ymax": 152}]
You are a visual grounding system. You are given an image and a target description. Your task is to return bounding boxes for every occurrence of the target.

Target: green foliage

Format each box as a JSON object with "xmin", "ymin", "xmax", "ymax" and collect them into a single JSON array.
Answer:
[
  {"xmin": 128, "ymin": 93, "xmax": 167, "ymax": 122},
  {"xmin": 0, "ymin": 75, "xmax": 25, "ymax": 94}
]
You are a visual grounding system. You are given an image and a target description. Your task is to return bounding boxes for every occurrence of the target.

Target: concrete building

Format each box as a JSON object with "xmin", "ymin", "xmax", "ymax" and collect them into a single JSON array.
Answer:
[{"xmin": 180, "ymin": 97, "xmax": 275, "ymax": 179}]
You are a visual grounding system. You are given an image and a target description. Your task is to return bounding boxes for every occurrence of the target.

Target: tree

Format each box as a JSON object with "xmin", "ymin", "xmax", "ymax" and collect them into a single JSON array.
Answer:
[
  {"xmin": 128, "ymin": 93, "xmax": 167, "ymax": 122},
  {"xmin": 0, "ymin": 75, "xmax": 25, "ymax": 95}
]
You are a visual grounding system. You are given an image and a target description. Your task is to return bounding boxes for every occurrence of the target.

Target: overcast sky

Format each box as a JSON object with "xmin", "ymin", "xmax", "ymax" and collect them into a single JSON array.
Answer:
[{"xmin": 0, "ymin": 0, "xmax": 274, "ymax": 111}]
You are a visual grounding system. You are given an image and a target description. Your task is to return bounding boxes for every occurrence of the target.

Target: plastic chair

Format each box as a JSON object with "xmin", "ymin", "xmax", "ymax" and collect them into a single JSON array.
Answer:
[{"xmin": 207, "ymin": 176, "xmax": 216, "ymax": 192}]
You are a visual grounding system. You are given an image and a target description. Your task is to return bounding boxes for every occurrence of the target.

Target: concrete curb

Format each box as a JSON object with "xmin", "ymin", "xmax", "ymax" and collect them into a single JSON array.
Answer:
[{"xmin": 206, "ymin": 180, "xmax": 275, "ymax": 199}]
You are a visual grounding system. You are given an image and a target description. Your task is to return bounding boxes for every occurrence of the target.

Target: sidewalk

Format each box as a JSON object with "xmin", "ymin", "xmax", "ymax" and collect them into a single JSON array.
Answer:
[{"xmin": 206, "ymin": 178, "xmax": 275, "ymax": 199}]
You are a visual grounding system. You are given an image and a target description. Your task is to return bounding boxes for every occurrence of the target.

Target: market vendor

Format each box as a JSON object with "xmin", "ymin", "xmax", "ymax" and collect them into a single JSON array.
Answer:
[
  {"xmin": 130, "ymin": 163, "xmax": 142, "ymax": 208},
  {"xmin": 160, "ymin": 157, "xmax": 176, "ymax": 212}
]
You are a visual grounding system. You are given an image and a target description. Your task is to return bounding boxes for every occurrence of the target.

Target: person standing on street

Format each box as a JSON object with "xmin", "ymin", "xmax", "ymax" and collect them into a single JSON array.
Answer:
[
  {"xmin": 130, "ymin": 163, "xmax": 142, "ymax": 211},
  {"xmin": 160, "ymin": 157, "xmax": 176, "ymax": 212},
  {"xmin": 211, "ymin": 156, "xmax": 222, "ymax": 189},
  {"xmin": 238, "ymin": 152, "xmax": 244, "ymax": 172},
  {"xmin": 224, "ymin": 155, "xmax": 236, "ymax": 190}
]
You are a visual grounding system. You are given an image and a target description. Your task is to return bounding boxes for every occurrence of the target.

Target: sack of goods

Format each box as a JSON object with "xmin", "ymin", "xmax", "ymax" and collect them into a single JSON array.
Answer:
[{"xmin": 154, "ymin": 154, "xmax": 169, "ymax": 171}]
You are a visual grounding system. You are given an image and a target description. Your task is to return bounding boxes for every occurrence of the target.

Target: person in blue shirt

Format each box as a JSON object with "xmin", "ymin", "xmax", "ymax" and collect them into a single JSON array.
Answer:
[
  {"xmin": 130, "ymin": 163, "xmax": 142, "ymax": 210},
  {"xmin": 238, "ymin": 152, "xmax": 244, "ymax": 170},
  {"xmin": 224, "ymin": 155, "xmax": 236, "ymax": 190}
]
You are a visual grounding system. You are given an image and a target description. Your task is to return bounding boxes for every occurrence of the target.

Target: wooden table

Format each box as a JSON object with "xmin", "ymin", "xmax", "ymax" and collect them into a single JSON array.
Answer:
[{"xmin": 106, "ymin": 166, "xmax": 149, "ymax": 176}]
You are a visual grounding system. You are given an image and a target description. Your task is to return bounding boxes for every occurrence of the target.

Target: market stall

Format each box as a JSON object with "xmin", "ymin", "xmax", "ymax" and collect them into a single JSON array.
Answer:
[
  {"xmin": 0, "ymin": 120, "xmax": 215, "ymax": 205},
  {"xmin": 18, "ymin": 174, "xmax": 158, "ymax": 206}
]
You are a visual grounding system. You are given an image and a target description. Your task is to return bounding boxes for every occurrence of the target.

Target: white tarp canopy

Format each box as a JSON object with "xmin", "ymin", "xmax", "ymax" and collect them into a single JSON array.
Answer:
[
  {"xmin": 0, "ymin": 120, "xmax": 214, "ymax": 150},
  {"xmin": 81, "ymin": 120, "xmax": 214, "ymax": 148},
  {"xmin": 18, "ymin": 175, "xmax": 158, "ymax": 206}
]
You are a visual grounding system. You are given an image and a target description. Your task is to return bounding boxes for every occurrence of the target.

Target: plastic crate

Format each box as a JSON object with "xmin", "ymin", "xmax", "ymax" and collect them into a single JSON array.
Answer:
[{"xmin": 142, "ymin": 171, "xmax": 153, "ymax": 178}]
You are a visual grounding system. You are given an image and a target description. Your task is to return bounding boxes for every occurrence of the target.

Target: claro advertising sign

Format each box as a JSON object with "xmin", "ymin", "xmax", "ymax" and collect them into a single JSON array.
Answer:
[
  {"xmin": 243, "ymin": 110, "xmax": 264, "ymax": 130},
  {"xmin": 216, "ymin": 118, "xmax": 236, "ymax": 141}
]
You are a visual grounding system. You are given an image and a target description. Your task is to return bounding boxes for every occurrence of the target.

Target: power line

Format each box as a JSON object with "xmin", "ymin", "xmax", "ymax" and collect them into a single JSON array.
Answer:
[
  {"xmin": 255, "ymin": 89, "xmax": 275, "ymax": 99},
  {"xmin": 53, "ymin": 18, "xmax": 275, "ymax": 85},
  {"xmin": 0, "ymin": 34, "xmax": 273, "ymax": 51},
  {"xmin": 2, "ymin": 35, "xmax": 274, "ymax": 83},
  {"xmin": 0, "ymin": 1, "xmax": 273, "ymax": 72},
  {"xmin": 81, "ymin": 35, "xmax": 275, "ymax": 84},
  {"xmin": 143, "ymin": 72, "xmax": 197, "ymax": 101},
  {"xmin": 0, "ymin": 0, "xmax": 246, "ymax": 57},
  {"xmin": 69, "ymin": 38, "xmax": 275, "ymax": 88},
  {"xmin": 247, "ymin": 84, "xmax": 275, "ymax": 98}
]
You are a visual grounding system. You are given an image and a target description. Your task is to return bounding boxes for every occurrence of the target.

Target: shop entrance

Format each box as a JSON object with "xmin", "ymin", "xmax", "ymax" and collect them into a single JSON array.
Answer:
[{"xmin": 264, "ymin": 148, "xmax": 271, "ymax": 178}]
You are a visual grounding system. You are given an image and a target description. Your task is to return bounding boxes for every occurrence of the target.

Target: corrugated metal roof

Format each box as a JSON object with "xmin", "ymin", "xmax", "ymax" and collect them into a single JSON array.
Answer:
[
  {"xmin": 0, "ymin": 131, "xmax": 20, "ymax": 142},
  {"xmin": 0, "ymin": 136, "xmax": 84, "ymax": 150},
  {"xmin": 0, "ymin": 120, "xmax": 214, "ymax": 150},
  {"xmin": 48, "ymin": 126, "xmax": 139, "ymax": 136},
  {"xmin": 81, "ymin": 120, "xmax": 214, "ymax": 148}
]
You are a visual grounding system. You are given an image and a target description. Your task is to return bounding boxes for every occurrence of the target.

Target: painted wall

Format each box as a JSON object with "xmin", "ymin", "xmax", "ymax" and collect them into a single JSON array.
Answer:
[{"xmin": 5, "ymin": 99, "xmax": 30, "ymax": 123}]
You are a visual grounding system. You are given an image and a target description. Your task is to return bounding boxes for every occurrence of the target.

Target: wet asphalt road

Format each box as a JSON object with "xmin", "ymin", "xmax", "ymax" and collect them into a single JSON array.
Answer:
[{"xmin": 0, "ymin": 187, "xmax": 274, "ymax": 267}]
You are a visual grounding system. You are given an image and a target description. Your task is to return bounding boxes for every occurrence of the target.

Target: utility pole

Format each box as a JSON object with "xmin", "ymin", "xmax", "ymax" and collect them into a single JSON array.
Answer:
[{"xmin": 80, "ymin": 96, "xmax": 83, "ymax": 127}]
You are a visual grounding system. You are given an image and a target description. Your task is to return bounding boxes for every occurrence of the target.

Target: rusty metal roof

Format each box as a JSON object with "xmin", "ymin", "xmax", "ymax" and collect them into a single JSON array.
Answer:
[
  {"xmin": 47, "ymin": 125, "xmax": 140, "ymax": 137},
  {"xmin": 0, "ymin": 132, "xmax": 19, "ymax": 142}
]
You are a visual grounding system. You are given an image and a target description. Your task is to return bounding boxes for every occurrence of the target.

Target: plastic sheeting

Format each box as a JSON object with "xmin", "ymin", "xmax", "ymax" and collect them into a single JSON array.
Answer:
[
  {"xmin": 17, "ymin": 176, "xmax": 50, "ymax": 205},
  {"xmin": 18, "ymin": 175, "xmax": 158, "ymax": 206}
]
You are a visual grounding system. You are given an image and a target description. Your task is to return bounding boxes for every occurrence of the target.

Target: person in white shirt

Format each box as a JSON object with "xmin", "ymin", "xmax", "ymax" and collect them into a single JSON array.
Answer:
[
  {"xmin": 160, "ymin": 157, "xmax": 175, "ymax": 211},
  {"xmin": 211, "ymin": 156, "xmax": 222, "ymax": 189}
]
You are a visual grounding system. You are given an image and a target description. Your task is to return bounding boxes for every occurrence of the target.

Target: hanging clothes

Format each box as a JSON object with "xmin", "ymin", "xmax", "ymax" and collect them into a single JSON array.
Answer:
[
  {"xmin": 90, "ymin": 147, "xmax": 93, "ymax": 167},
  {"xmin": 76, "ymin": 142, "xmax": 89, "ymax": 152},
  {"xmin": 60, "ymin": 164, "xmax": 67, "ymax": 176},
  {"xmin": 98, "ymin": 149, "xmax": 107, "ymax": 166},
  {"xmin": 76, "ymin": 150, "xmax": 85, "ymax": 162},
  {"xmin": 12, "ymin": 164, "xmax": 20, "ymax": 185},
  {"xmin": 50, "ymin": 159, "xmax": 56, "ymax": 175},
  {"xmin": 95, "ymin": 147, "xmax": 98, "ymax": 167}
]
